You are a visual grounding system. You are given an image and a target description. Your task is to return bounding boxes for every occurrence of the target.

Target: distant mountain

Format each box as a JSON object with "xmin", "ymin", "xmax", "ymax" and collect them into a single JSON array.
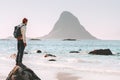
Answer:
[
  {"xmin": 40, "ymin": 11, "xmax": 97, "ymax": 40},
  {"xmin": 6, "ymin": 36, "xmax": 14, "ymax": 39}
]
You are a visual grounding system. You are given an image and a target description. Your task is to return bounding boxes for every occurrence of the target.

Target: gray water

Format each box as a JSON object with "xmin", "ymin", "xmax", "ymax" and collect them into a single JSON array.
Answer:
[{"xmin": 1, "ymin": 39, "xmax": 120, "ymax": 54}]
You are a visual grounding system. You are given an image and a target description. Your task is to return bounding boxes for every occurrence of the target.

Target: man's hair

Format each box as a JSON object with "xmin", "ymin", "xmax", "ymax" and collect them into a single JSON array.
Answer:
[{"xmin": 22, "ymin": 18, "xmax": 28, "ymax": 23}]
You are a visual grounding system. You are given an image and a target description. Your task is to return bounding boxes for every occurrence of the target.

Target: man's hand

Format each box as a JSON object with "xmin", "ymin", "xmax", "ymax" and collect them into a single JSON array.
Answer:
[{"xmin": 24, "ymin": 43, "xmax": 27, "ymax": 47}]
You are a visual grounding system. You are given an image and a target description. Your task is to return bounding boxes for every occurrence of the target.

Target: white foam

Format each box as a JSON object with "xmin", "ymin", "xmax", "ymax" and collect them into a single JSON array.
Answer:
[{"xmin": 0, "ymin": 53, "xmax": 120, "ymax": 80}]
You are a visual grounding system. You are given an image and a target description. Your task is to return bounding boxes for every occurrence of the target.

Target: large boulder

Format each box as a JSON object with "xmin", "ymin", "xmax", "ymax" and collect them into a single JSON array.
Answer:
[
  {"xmin": 6, "ymin": 64, "xmax": 41, "ymax": 80},
  {"xmin": 89, "ymin": 49, "xmax": 113, "ymax": 55}
]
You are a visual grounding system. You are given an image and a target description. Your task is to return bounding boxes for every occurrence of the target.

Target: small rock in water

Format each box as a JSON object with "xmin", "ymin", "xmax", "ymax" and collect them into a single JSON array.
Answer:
[
  {"xmin": 24, "ymin": 51, "xmax": 29, "ymax": 54},
  {"xmin": 44, "ymin": 54, "xmax": 56, "ymax": 57},
  {"xmin": 69, "ymin": 51, "xmax": 79, "ymax": 53},
  {"xmin": 36, "ymin": 50, "xmax": 42, "ymax": 53},
  {"xmin": 48, "ymin": 59, "xmax": 56, "ymax": 61},
  {"xmin": 10, "ymin": 53, "xmax": 16, "ymax": 59}
]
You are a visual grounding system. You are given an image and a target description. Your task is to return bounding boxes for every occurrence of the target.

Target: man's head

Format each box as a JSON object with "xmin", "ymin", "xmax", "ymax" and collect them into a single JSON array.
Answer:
[{"xmin": 22, "ymin": 18, "xmax": 28, "ymax": 24}]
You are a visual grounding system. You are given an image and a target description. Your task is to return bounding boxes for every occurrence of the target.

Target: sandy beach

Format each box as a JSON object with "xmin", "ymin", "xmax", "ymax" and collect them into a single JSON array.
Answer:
[
  {"xmin": 0, "ymin": 53, "xmax": 81, "ymax": 80},
  {"xmin": 1, "ymin": 53, "xmax": 120, "ymax": 80},
  {"xmin": 57, "ymin": 72, "xmax": 80, "ymax": 80}
]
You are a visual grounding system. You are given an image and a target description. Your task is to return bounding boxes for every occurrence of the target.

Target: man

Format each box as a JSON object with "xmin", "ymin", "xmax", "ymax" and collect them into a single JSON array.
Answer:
[{"xmin": 16, "ymin": 18, "xmax": 28, "ymax": 66}]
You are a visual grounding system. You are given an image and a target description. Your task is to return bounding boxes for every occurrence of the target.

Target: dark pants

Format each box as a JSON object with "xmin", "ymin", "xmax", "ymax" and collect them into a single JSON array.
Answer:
[{"xmin": 16, "ymin": 40, "xmax": 25, "ymax": 65}]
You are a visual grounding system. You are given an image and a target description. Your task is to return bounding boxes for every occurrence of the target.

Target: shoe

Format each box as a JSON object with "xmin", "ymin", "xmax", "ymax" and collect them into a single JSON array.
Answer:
[
  {"xmin": 16, "ymin": 63, "xmax": 26, "ymax": 68},
  {"xmin": 20, "ymin": 63, "xmax": 26, "ymax": 68}
]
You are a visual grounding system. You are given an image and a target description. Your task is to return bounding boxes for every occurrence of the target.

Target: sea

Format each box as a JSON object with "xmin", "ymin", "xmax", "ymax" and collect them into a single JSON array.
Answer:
[{"xmin": 0, "ymin": 39, "xmax": 120, "ymax": 80}]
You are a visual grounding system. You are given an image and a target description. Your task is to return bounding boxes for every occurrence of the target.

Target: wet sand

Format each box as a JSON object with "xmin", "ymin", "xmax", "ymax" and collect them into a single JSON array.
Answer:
[{"xmin": 57, "ymin": 72, "xmax": 80, "ymax": 80}]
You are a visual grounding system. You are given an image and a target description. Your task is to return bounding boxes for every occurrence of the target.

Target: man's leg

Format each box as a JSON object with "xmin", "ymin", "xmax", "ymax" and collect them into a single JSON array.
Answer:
[
  {"xmin": 16, "ymin": 40, "xmax": 20, "ymax": 65},
  {"xmin": 16, "ymin": 40, "xmax": 25, "ymax": 65}
]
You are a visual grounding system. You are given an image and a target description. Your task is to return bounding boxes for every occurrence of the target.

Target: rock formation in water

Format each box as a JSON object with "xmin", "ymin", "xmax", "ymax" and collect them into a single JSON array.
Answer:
[
  {"xmin": 41, "ymin": 11, "xmax": 97, "ymax": 40},
  {"xmin": 89, "ymin": 49, "xmax": 113, "ymax": 55}
]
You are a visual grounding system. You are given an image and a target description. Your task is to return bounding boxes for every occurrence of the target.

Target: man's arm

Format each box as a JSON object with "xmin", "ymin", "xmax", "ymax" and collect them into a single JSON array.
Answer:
[{"xmin": 21, "ymin": 26, "xmax": 26, "ymax": 46}]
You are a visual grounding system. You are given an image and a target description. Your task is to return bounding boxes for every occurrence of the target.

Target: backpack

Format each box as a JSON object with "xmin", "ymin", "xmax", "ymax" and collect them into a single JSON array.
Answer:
[{"xmin": 13, "ymin": 25, "xmax": 23, "ymax": 38}]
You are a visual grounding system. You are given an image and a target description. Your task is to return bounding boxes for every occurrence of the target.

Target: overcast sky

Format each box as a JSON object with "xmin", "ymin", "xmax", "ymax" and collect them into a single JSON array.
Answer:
[{"xmin": 0, "ymin": 0, "xmax": 120, "ymax": 40}]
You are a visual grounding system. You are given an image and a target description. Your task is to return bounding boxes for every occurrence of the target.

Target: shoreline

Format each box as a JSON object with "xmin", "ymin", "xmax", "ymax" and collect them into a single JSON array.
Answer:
[{"xmin": 0, "ymin": 52, "xmax": 120, "ymax": 80}]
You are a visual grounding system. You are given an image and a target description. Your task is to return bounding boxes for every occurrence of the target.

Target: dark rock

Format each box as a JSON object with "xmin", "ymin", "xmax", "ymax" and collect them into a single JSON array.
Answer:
[
  {"xmin": 36, "ymin": 50, "xmax": 42, "ymax": 53},
  {"xmin": 48, "ymin": 59, "xmax": 56, "ymax": 61},
  {"xmin": 6, "ymin": 64, "xmax": 41, "ymax": 80},
  {"xmin": 24, "ymin": 51, "xmax": 28, "ymax": 54},
  {"xmin": 116, "ymin": 53, "xmax": 120, "ymax": 56},
  {"xmin": 44, "ymin": 54, "xmax": 56, "ymax": 57},
  {"xmin": 63, "ymin": 39, "xmax": 76, "ymax": 41},
  {"xmin": 69, "ymin": 51, "xmax": 79, "ymax": 53},
  {"xmin": 78, "ymin": 49, "xmax": 82, "ymax": 51},
  {"xmin": 89, "ymin": 49, "xmax": 113, "ymax": 55},
  {"xmin": 30, "ymin": 39, "xmax": 41, "ymax": 40},
  {"xmin": 117, "ymin": 52, "xmax": 120, "ymax": 54},
  {"xmin": 10, "ymin": 54, "xmax": 16, "ymax": 59}
]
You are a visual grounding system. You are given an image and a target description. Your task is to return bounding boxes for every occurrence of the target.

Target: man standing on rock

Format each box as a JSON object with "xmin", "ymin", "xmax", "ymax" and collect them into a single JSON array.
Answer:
[{"xmin": 16, "ymin": 18, "xmax": 28, "ymax": 66}]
